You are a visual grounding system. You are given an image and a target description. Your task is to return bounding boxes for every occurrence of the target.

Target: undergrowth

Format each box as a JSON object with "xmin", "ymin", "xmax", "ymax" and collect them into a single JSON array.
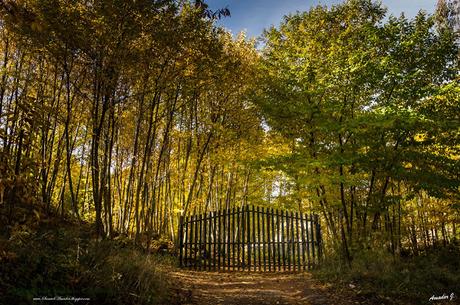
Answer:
[
  {"xmin": 314, "ymin": 244, "xmax": 460, "ymax": 305},
  {"xmin": 0, "ymin": 218, "xmax": 180, "ymax": 305}
]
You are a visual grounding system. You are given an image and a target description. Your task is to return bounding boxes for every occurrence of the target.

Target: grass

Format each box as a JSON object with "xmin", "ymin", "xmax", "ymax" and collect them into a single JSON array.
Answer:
[
  {"xmin": 313, "ymin": 244, "xmax": 460, "ymax": 305},
  {"xmin": 0, "ymin": 217, "xmax": 180, "ymax": 305}
]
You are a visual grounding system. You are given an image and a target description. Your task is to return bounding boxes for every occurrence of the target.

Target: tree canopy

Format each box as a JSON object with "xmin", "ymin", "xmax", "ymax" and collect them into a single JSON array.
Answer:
[{"xmin": 0, "ymin": 0, "xmax": 458, "ymax": 261}]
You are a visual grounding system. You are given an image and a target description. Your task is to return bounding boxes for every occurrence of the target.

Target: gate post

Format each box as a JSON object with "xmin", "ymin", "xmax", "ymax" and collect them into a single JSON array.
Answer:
[
  {"xmin": 314, "ymin": 214, "xmax": 322, "ymax": 263},
  {"xmin": 179, "ymin": 214, "xmax": 184, "ymax": 268}
]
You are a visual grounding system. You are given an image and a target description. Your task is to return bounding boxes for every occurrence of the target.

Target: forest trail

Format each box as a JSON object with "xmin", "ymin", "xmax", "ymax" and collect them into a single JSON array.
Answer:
[{"xmin": 171, "ymin": 271, "xmax": 358, "ymax": 305}]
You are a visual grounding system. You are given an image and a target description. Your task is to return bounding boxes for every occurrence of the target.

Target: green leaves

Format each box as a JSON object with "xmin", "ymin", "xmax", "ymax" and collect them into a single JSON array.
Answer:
[{"xmin": 255, "ymin": 0, "xmax": 459, "ymax": 249}]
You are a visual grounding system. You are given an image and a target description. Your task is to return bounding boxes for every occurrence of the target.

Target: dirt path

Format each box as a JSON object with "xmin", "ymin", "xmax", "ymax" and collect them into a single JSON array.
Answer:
[{"xmin": 170, "ymin": 271, "xmax": 360, "ymax": 305}]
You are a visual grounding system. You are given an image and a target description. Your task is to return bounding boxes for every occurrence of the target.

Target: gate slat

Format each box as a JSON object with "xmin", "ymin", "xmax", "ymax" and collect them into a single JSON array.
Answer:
[
  {"xmin": 207, "ymin": 211, "xmax": 212, "ymax": 271},
  {"xmin": 262, "ymin": 206, "xmax": 266, "ymax": 271},
  {"xmin": 290, "ymin": 211, "xmax": 295, "ymax": 271},
  {"xmin": 189, "ymin": 215, "xmax": 193, "ymax": 268},
  {"xmin": 257, "ymin": 206, "xmax": 261, "ymax": 270},
  {"xmin": 213, "ymin": 211, "xmax": 217, "ymax": 271},
  {"xmin": 193, "ymin": 214, "xmax": 198, "ymax": 269},
  {"xmin": 202, "ymin": 212, "xmax": 207, "ymax": 270},
  {"xmin": 232, "ymin": 207, "xmax": 236, "ymax": 271},
  {"xmin": 222, "ymin": 208, "xmax": 227, "ymax": 270},
  {"xmin": 252, "ymin": 205, "xmax": 256, "ymax": 271},
  {"xmin": 217, "ymin": 209, "xmax": 222, "ymax": 270},
  {"xmin": 241, "ymin": 205, "xmax": 245, "ymax": 271},
  {"xmin": 281, "ymin": 210, "xmax": 286, "ymax": 271},
  {"xmin": 204, "ymin": 213, "xmax": 207, "ymax": 269},
  {"xmin": 247, "ymin": 205, "xmax": 251, "ymax": 271},
  {"xmin": 271, "ymin": 208, "xmax": 276, "ymax": 271},
  {"xmin": 286, "ymin": 211, "xmax": 291, "ymax": 271},
  {"xmin": 310, "ymin": 213, "xmax": 315, "ymax": 264},
  {"xmin": 267, "ymin": 207, "xmax": 271, "ymax": 271},
  {"xmin": 227, "ymin": 207, "xmax": 231, "ymax": 270},
  {"xmin": 305, "ymin": 214, "xmax": 312, "ymax": 269},
  {"xmin": 237, "ymin": 206, "xmax": 241, "ymax": 271},
  {"xmin": 300, "ymin": 212, "xmax": 307, "ymax": 271},
  {"xmin": 189, "ymin": 216, "xmax": 192, "ymax": 268},
  {"xmin": 296, "ymin": 211, "xmax": 301, "ymax": 271},
  {"xmin": 198, "ymin": 213, "xmax": 203, "ymax": 270},
  {"xmin": 276, "ymin": 209, "xmax": 281, "ymax": 271}
]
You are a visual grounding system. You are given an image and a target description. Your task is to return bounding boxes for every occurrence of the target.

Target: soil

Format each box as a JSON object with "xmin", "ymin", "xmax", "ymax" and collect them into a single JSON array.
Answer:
[{"xmin": 170, "ymin": 271, "xmax": 368, "ymax": 305}]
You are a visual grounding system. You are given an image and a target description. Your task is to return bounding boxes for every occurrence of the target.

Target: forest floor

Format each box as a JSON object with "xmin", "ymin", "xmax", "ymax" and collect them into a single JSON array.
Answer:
[{"xmin": 170, "ymin": 271, "xmax": 364, "ymax": 305}]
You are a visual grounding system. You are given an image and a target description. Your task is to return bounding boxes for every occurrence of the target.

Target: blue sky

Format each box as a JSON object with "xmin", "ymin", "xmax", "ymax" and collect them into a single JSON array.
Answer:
[{"xmin": 206, "ymin": 0, "xmax": 437, "ymax": 38}]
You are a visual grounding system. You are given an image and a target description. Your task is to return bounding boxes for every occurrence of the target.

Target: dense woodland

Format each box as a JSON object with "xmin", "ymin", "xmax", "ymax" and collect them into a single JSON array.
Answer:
[{"xmin": 0, "ymin": 0, "xmax": 459, "ymax": 304}]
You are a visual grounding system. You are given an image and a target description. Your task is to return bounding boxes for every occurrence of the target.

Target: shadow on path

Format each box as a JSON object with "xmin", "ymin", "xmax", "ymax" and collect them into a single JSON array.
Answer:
[{"xmin": 170, "ymin": 271, "xmax": 355, "ymax": 305}]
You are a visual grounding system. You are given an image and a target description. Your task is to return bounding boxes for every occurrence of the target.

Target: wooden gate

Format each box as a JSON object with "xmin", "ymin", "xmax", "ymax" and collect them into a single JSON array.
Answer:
[{"xmin": 178, "ymin": 205, "xmax": 322, "ymax": 271}]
